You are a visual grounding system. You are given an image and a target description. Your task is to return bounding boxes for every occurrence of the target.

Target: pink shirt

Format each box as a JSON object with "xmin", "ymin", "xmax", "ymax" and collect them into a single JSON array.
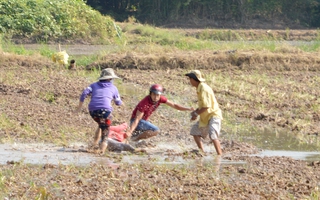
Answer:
[
  {"xmin": 108, "ymin": 123, "xmax": 128, "ymax": 142},
  {"xmin": 131, "ymin": 95, "xmax": 168, "ymax": 120}
]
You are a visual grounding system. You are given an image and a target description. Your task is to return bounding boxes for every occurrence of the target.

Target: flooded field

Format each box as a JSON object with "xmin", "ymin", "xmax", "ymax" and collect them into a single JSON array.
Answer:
[
  {"xmin": 1, "ymin": 139, "xmax": 319, "ymax": 167},
  {"xmin": 1, "ymin": 41, "xmax": 320, "ymax": 199}
]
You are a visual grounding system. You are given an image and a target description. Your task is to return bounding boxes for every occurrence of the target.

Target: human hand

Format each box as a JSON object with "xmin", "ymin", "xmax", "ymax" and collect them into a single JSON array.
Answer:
[
  {"xmin": 125, "ymin": 131, "xmax": 132, "ymax": 138},
  {"xmin": 190, "ymin": 111, "xmax": 198, "ymax": 121}
]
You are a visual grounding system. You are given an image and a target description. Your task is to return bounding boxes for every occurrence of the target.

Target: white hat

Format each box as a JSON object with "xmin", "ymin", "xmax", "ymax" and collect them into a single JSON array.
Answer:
[{"xmin": 99, "ymin": 68, "xmax": 120, "ymax": 80}]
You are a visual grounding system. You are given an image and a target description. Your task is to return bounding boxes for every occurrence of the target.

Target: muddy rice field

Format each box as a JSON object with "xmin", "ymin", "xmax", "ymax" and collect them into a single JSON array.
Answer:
[{"xmin": 1, "ymin": 34, "xmax": 320, "ymax": 199}]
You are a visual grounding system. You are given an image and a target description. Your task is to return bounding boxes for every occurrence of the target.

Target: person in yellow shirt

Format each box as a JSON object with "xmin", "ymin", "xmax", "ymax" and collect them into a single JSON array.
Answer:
[{"xmin": 185, "ymin": 70, "xmax": 223, "ymax": 155}]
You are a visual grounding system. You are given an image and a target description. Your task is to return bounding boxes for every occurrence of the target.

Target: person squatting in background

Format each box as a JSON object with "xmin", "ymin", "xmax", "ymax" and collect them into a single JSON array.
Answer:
[
  {"xmin": 75, "ymin": 68, "xmax": 122, "ymax": 154},
  {"xmin": 125, "ymin": 84, "xmax": 193, "ymax": 141},
  {"xmin": 185, "ymin": 70, "xmax": 223, "ymax": 155}
]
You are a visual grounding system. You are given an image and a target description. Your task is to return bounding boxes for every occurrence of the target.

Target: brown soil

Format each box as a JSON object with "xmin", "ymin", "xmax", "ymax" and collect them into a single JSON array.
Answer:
[{"xmin": 0, "ymin": 32, "xmax": 320, "ymax": 199}]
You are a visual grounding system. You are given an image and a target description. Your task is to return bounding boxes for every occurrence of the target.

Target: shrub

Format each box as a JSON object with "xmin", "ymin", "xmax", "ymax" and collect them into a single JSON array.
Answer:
[{"xmin": 0, "ymin": 0, "xmax": 121, "ymax": 43}]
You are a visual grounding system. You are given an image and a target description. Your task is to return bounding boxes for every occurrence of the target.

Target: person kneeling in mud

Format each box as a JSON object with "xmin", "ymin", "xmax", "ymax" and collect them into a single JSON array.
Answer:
[{"xmin": 125, "ymin": 84, "xmax": 193, "ymax": 141}]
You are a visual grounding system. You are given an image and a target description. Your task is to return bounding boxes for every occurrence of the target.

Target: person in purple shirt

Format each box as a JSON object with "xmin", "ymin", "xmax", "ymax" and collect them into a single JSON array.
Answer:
[{"xmin": 75, "ymin": 68, "xmax": 122, "ymax": 154}]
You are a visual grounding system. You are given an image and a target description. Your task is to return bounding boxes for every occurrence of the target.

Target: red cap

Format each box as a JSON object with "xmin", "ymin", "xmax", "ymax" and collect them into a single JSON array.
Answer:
[{"xmin": 150, "ymin": 84, "xmax": 163, "ymax": 94}]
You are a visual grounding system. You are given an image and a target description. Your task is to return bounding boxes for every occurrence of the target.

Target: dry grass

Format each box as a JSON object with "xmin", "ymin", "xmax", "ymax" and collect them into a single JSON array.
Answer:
[
  {"xmin": 1, "ymin": 156, "xmax": 320, "ymax": 199},
  {"xmin": 0, "ymin": 36, "xmax": 320, "ymax": 199},
  {"xmin": 86, "ymin": 49, "xmax": 320, "ymax": 72}
]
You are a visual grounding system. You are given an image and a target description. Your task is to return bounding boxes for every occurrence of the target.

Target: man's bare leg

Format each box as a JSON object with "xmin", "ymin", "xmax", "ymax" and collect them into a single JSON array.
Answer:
[
  {"xmin": 212, "ymin": 139, "xmax": 222, "ymax": 155},
  {"xmin": 99, "ymin": 127, "xmax": 110, "ymax": 154},
  {"xmin": 131, "ymin": 130, "xmax": 159, "ymax": 141},
  {"xmin": 193, "ymin": 135, "xmax": 204, "ymax": 152},
  {"xmin": 93, "ymin": 127, "xmax": 101, "ymax": 146}
]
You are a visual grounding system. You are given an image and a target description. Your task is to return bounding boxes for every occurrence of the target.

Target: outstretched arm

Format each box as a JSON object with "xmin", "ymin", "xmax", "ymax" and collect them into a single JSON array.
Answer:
[
  {"xmin": 125, "ymin": 110, "xmax": 144, "ymax": 138},
  {"xmin": 75, "ymin": 86, "xmax": 91, "ymax": 112},
  {"xmin": 165, "ymin": 100, "xmax": 193, "ymax": 111},
  {"xmin": 74, "ymin": 101, "xmax": 84, "ymax": 113}
]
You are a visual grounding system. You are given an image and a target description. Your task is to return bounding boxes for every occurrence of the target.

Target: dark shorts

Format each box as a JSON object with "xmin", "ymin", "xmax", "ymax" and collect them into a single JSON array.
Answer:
[{"xmin": 89, "ymin": 109, "xmax": 112, "ymax": 130}]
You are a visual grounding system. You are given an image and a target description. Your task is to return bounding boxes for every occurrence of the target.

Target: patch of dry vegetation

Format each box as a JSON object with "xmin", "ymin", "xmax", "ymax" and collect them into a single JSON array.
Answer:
[
  {"xmin": 86, "ymin": 49, "xmax": 320, "ymax": 72},
  {"xmin": 1, "ymin": 156, "xmax": 320, "ymax": 199}
]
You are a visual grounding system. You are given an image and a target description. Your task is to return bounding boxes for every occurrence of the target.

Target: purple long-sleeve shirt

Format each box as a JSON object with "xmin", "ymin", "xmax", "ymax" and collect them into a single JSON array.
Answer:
[{"xmin": 80, "ymin": 81, "xmax": 122, "ymax": 111}]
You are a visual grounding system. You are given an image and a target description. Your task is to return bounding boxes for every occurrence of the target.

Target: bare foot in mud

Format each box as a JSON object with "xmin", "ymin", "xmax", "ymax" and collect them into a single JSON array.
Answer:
[
  {"xmin": 99, "ymin": 142, "xmax": 108, "ymax": 155},
  {"xmin": 135, "ymin": 140, "xmax": 156, "ymax": 148},
  {"xmin": 190, "ymin": 149, "xmax": 206, "ymax": 157},
  {"xmin": 134, "ymin": 148, "xmax": 147, "ymax": 153},
  {"xmin": 86, "ymin": 144, "xmax": 101, "ymax": 154}
]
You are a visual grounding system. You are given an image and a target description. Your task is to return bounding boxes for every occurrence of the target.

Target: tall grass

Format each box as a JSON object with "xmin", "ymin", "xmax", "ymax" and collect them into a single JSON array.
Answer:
[{"xmin": 121, "ymin": 24, "xmax": 320, "ymax": 52}]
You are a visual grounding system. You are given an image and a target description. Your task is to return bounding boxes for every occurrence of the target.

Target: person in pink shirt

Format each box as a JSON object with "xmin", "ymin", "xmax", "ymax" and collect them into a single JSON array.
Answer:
[
  {"xmin": 125, "ymin": 84, "xmax": 193, "ymax": 141},
  {"xmin": 107, "ymin": 122, "xmax": 145, "ymax": 153}
]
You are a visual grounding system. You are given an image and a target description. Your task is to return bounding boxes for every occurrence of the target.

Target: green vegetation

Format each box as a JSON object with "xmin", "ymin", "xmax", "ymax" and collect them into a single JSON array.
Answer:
[
  {"xmin": 0, "ymin": 0, "xmax": 121, "ymax": 44},
  {"xmin": 1, "ymin": 0, "xmax": 320, "ymax": 47},
  {"xmin": 87, "ymin": 0, "xmax": 320, "ymax": 28}
]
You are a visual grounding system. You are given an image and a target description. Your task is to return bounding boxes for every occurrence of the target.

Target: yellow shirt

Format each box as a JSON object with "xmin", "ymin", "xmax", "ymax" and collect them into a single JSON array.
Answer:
[{"xmin": 197, "ymin": 82, "xmax": 222, "ymax": 127}]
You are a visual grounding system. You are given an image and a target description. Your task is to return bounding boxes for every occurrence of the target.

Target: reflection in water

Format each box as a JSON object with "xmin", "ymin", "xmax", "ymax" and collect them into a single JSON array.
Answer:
[
  {"xmin": 256, "ymin": 150, "xmax": 320, "ymax": 162},
  {"xmin": 225, "ymin": 123, "xmax": 320, "ymax": 151},
  {"xmin": 196, "ymin": 155, "xmax": 221, "ymax": 175},
  {"xmin": 0, "ymin": 143, "xmax": 115, "ymax": 166}
]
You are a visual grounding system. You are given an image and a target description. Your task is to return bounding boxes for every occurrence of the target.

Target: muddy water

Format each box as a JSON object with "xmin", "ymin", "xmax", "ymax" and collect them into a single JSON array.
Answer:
[
  {"xmin": 226, "ymin": 123, "xmax": 320, "ymax": 151},
  {"xmin": 122, "ymin": 142, "xmax": 246, "ymax": 167},
  {"xmin": 1, "ymin": 141, "xmax": 319, "ymax": 167},
  {"xmin": 0, "ymin": 142, "xmax": 246, "ymax": 167},
  {"xmin": 255, "ymin": 150, "xmax": 320, "ymax": 162},
  {"xmin": 0, "ymin": 143, "xmax": 118, "ymax": 168}
]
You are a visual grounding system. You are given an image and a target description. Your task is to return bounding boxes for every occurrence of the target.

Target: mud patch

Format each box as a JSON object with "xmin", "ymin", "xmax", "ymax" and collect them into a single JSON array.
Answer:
[
  {"xmin": 0, "ymin": 143, "xmax": 117, "ymax": 167},
  {"xmin": 1, "ymin": 142, "xmax": 319, "ymax": 168},
  {"xmin": 255, "ymin": 150, "xmax": 320, "ymax": 162}
]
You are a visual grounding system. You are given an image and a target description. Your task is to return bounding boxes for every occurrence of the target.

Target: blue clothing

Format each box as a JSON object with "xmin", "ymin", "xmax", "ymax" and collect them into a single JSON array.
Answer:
[
  {"xmin": 130, "ymin": 118, "xmax": 160, "ymax": 132},
  {"xmin": 80, "ymin": 81, "xmax": 122, "ymax": 111}
]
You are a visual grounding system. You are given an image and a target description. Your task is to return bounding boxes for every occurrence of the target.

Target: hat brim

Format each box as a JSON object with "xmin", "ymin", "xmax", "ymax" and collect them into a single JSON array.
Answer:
[
  {"xmin": 185, "ymin": 73, "xmax": 196, "ymax": 78},
  {"xmin": 185, "ymin": 73, "xmax": 205, "ymax": 82},
  {"xmin": 150, "ymin": 90, "xmax": 162, "ymax": 95},
  {"xmin": 99, "ymin": 75, "xmax": 120, "ymax": 80}
]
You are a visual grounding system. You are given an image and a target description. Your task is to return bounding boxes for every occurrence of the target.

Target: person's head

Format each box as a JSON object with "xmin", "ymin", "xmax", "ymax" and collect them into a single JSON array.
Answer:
[
  {"xmin": 99, "ymin": 68, "xmax": 120, "ymax": 82},
  {"xmin": 149, "ymin": 84, "xmax": 163, "ymax": 102},
  {"xmin": 185, "ymin": 70, "xmax": 205, "ymax": 87}
]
